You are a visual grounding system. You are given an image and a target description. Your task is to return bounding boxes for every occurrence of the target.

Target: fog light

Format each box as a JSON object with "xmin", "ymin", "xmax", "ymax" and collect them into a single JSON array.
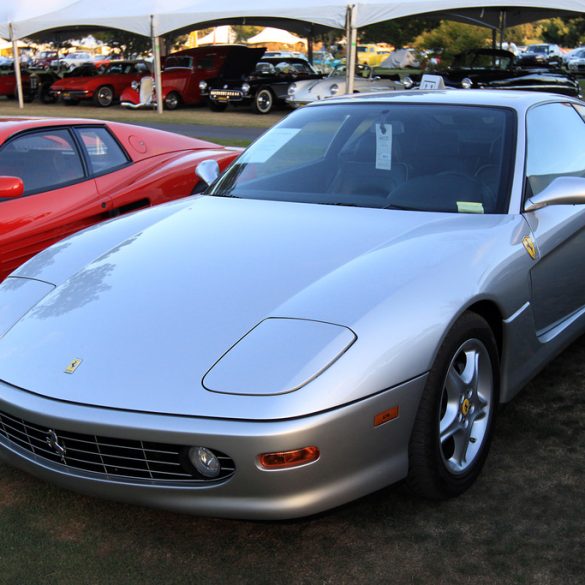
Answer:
[
  {"xmin": 188, "ymin": 446, "xmax": 221, "ymax": 478},
  {"xmin": 258, "ymin": 446, "xmax": 320, "ymax": 469}
]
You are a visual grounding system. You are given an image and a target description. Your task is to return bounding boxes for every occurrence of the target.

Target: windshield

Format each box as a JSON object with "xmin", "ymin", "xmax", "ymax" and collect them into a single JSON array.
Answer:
[
  {"xmin": 453, "ymin": 51, "xmax": 512, "ymax": 70},
  {"xmin": 164, "ymin": 56, "xmax": 193, "ymax": 69},
  {"xmin": 209, "ymin": 103, "xmax": 515, "ymax": 214},
  {"xmin": 527, "ymin": 45, "xmax": 547, "ymax": 54}
]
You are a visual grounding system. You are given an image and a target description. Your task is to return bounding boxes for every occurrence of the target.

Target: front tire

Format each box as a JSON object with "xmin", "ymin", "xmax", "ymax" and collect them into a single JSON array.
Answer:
[
  {"xmin": 164, "ymin": 91, "xmax": 180, "ymax": 110},
  {"xmin": 407, "ymin": 312, "xmax": 499, "ymax": 499},
  {"xmin": 93, "ymin": 85, "xmax": 114, "ymax": 107},
  {"xmin": 252, "ymin": 88, "xmax": 274, "ymax": 114}
]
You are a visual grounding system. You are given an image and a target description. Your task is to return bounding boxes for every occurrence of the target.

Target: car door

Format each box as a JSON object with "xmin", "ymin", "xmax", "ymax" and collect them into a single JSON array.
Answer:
[
  {"xmin": 0, "ymin": 127, "xmax": 112, "ymax": 280},
  {"xmin": 522, "ymin": 101, "xmax": 585, "ymax": 334},
  {"xmin": 74, "ymin": 126, "xmax": 151, "ymax": 216}
]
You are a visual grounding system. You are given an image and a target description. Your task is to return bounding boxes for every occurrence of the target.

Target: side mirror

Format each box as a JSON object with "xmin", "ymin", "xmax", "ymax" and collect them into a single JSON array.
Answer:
[
  {"xmin": 524, "ymin": 176, "xmax": 585, "ymax": 212},
  {"xmin": 0, "ymin": 176, "xmax": 24, "ymax": 198},
  {"xmin": 195, "ymin": 159, "xmax": 220, "ymax": 187}
]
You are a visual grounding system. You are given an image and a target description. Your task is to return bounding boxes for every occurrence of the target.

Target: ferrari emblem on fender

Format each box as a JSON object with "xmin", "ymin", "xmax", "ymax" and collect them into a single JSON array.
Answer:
[
  {"xmin": 64, "ymin": 358, "xmax": 82, "ymax": 374},
  {"xmin": 522, "ymin": 236, "xmax": 537, "ymax": 260}
]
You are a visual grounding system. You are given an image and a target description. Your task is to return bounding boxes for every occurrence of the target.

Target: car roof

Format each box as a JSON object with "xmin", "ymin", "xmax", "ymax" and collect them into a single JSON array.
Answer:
[{"xmin": 309, "ymin": 89, "xmax": 576, "ymax": 113}]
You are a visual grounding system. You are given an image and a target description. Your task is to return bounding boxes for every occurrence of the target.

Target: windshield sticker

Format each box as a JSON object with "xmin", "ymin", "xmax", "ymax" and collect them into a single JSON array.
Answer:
[
  {"xmin": 457, "ymin": 201, "xmax": 484, "ymax": 214},
  {"xmin": 242, "ymin": 128, "xmax": 301, "ymax": 163},
  {"xmin": 375, "ymin": 123, "xmax": 392, "ymax": 170}
]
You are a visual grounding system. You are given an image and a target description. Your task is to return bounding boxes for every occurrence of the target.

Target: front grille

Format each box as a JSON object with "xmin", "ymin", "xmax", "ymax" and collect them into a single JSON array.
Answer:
[
  {"xmin": 210, "ymin": 89, "xmax": 242, "ymax": 98},
  {"xmin": 0, "ymin": 409, "xmax": 235, "ymax": 484}
]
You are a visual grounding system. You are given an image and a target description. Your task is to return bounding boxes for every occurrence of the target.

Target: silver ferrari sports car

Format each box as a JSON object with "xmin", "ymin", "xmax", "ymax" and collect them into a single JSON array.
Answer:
[{"xmin": 1, "ymin": 90, "xmax": 584, "ymax": 519}]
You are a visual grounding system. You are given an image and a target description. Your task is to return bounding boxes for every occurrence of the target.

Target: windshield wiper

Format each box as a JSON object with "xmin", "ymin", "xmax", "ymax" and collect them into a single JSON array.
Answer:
[
  {"xmin": 382, "ymin": 202, "xmax": 421, "ymax": 211},
  {"xmin": 208, "ymin": 192, "xmax": 240, "ymax": 198}
]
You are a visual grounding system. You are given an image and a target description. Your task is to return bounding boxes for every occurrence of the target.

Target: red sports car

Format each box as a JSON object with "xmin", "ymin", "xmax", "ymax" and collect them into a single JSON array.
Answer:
[
  {"xmin": 50, "ymin": 60, "xmax": 151, "ymax": 106},
  {"xmin": 0, "ymin": 117, "xmax": 239, "ymax": 281}
]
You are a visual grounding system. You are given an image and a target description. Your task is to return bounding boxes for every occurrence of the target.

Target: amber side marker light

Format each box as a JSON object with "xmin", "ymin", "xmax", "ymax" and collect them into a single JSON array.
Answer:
[
  {"xmin": 258, "ymin": 446, "xmax": 320, "ymax": 470},
  {"xmin": 374, "ymin": 406, "xmax": 399, "ymax": 427}
]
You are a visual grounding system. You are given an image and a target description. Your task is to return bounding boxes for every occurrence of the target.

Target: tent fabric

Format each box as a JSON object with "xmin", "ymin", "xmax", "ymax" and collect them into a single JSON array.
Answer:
[
  {"xmin": 352, "ymin": 0, "xmax": 585, "ymax": 28},
  {"xmin": 0, "ymin": 0, "xmax": 78, "ymax": 38},
  {"xmin": 197, "ymin": 25, "xmax": 237, "ymax": 45},
  {"xmin": 246, "ymin": 27, "xmax": 307, "ymax": 46},
  {"xmin": 3, "ymin": 0, "xmax": 585, "ymax": 40},
  {"xmin": 3, "ymin": 0, "xmax": 348, "ymax": 39}
]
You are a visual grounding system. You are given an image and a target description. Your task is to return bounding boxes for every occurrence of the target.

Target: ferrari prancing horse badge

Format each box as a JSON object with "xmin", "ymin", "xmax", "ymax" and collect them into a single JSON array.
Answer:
[{"xmin": 64, "ymin": 358, "xmax": 82, "ymax": 374}]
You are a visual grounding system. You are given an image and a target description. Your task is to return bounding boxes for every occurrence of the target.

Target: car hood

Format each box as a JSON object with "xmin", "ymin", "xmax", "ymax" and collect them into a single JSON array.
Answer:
[
  {"xmin": 0, "ymin": 196, "xmax": 520, "ymax": 420},
  {"xmin": 52, "ymin": 77, "xmax": 96, "ymax": 89}
]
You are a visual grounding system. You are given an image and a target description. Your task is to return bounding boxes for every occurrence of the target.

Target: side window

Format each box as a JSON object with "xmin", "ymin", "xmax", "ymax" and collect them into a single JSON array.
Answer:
[
  {"xmin": 76, "ymin": 127, "xmax": 129, "ymax": 175},
  {"xmin": 526, "ymin": 103, "xmax": 585, "ymax": 197},
  {"xmin": 0, "ymin": 129, "xmax": 85, "ymax": 195}
]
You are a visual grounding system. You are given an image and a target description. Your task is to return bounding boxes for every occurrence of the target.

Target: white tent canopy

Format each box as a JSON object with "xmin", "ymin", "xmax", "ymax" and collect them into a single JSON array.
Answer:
[
  {"xmin": 247, "ymin": 27, "xmax": 307, "ymax": 46},
  {"xmin": 352, "ymin": 0, "xmax": 585, "ymax": 28},
  {"xmin": 4, "ymin": 1, "xmax": 585, "ymax": 39}
]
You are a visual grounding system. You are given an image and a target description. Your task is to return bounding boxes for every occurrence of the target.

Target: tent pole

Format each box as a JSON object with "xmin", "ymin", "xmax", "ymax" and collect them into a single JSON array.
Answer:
[
  {"xmin": 151, "ymin": 15, "xmax": 163, "ymax": 114},
  {"xmin": 346, "ymin": 4, "xmax": 356, "ymax": 94},
  {"xmin": 9, "ymin": 24, "xmax": 24, "ymax": 110}
]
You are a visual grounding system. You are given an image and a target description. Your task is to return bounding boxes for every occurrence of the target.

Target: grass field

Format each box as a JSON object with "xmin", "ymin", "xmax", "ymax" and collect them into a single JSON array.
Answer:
[
  {"xmin": 1, "ymin": 336, "xmax": 583, "ymax": 585},
  {"xmin": 0, "ymin": 98, "xmax": 284, "ymax": 128}
]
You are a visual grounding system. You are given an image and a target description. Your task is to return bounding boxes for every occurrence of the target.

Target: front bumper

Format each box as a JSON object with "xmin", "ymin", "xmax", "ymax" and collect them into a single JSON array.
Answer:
[
  {"xmin": 51, "ymin": 89, "xmax": 92, "ymax": 100},
  {"xmin": 209, "ymin": 89, "xmax": 251, "ymax": 104},
  {"xmin": 0, "ymin": 374, "xmax": 426, "ymax": 519}
]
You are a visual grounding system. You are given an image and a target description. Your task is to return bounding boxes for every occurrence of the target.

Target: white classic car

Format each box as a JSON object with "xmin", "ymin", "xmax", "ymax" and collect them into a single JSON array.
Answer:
[{"xmin": 287, "ymin": 64, "xmax": 409, "ymax": 107}]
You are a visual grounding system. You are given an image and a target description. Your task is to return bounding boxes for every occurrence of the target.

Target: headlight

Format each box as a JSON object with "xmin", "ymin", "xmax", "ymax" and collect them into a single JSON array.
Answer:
[
  {"xmin": 288, "ymin": 82, "xmax": 297, "ymax": 96},
  {"xmin": 329, "ymin": 83, "xmax": 339, "ymax": 95},
  {"xmin": 131, "ymin": 80, "xmax": 139, "ymax": 90},
  {"xmin": 198, "ymin": 80, "xmax": 207, "ymax": 91},
  {"xmin": 241, "ymin": 82, "xmax": 250, "ymax": 95},
  {"xmin": 402, "ymin": 76, "xmax": 414, "ymax": 89},
  {"xmin": 461, "ymin": 77, "xmax": 473, "ymax": 89}
]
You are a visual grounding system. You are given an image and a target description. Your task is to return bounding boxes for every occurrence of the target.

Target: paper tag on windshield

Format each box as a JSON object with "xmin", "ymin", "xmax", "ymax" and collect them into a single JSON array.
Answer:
[
  {"xmin": 457, "ymin": 201, "xmax": 484, "ymax": 214},
  {"xmin": 243, "ymin": 128, "xmax": 300, "ymax": 163},
  {"xmin": 375, "ymin": 124, "xmax": 392, "ymax": 170}
]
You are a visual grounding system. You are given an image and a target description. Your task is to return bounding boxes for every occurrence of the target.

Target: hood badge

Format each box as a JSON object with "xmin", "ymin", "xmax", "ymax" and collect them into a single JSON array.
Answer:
[
  {"xmin": 64, "ymin": 358, "xmax": 83, "ymax": 374},
  {"xmin": 522, "ymin": 236, "xmax": 537, "ymax": 260}
]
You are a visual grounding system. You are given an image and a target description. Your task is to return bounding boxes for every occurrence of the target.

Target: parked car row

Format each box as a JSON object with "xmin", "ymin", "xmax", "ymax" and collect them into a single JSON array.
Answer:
[{"xmin": 1, "ymin": 45, "xmax": 582, "ymax": 115}]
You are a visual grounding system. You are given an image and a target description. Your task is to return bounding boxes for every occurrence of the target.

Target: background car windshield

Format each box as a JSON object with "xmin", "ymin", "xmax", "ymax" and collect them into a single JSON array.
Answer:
[{"xmin": 210, "ymin": 103, "xmax": 515, "ymax": 214}]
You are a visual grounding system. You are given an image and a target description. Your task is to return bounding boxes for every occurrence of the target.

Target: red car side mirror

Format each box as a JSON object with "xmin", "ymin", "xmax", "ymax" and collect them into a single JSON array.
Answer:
[{"xmin": 0, "ymin": 176, "xmax": 25, "ymax": 198}]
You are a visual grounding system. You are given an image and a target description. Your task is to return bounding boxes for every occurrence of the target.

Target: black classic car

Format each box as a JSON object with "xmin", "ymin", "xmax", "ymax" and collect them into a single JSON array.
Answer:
[
  {"xmin": 200, "ymin": 48, "xmax": 322, "ymax": 114},
  {"xmin": 423, "ymin": 49, "xmax": 580, "ymax": 97}
]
